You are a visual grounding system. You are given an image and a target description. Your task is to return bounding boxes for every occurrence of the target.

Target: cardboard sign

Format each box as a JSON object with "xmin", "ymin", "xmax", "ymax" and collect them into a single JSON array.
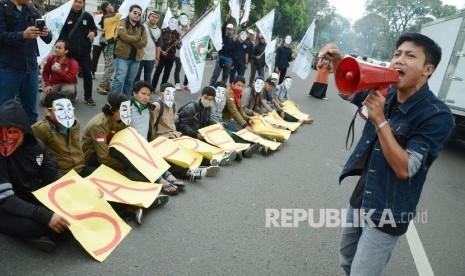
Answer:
[
  {"xmin": 150, "ymin": 136, "xmax": 203, "ymax": 169},
  {"xmin": 109, "ymin": 127, "xmax": 170, "ymax": 183},
  {"xmin": 282, "ymin": 100, "xmax": 311, "ymax": 121},
  {"xmin": 263, "ymin": 110, "xmax": 301, "ymax": 131},
  {"xmin": 250, "ymin": 116, "xmax": 291, "ymax": 142},
  {"xmin": 33, "ymin": 171, "xmax": 131, "ymax": 262},
  {"xmin": 198, "ymin": 123, "xmax": 250, "ymax": 152},
  {"xmin": 173, "ymin": 136, "xmax": 225, "ymax": 161},
  {"xmin": 233, "ymin": 129, "xmax": 282, "ymax": 151},
  {"xmin": 86, "ymin": 165, "xmax": 162, "ymax": 208}
]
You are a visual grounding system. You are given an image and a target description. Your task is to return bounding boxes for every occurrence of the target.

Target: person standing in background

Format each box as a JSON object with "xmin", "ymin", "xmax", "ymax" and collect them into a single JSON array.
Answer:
[
  {"xmin": 308, "ymin": 56, "xmax": 333, "ymax": 100},
  {"xmin": 174, "ymin": 13, "xmax": 189, "ymax": 91},
  {"xmin": 91, "ymin": 6, "xmax": 104, "ymax": 80}
]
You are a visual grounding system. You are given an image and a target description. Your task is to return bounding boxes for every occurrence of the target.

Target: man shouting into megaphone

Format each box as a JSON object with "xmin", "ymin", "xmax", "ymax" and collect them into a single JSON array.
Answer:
[{"xmin": 321, "ymin": 33, "xmax": 455, "ymax": 276}]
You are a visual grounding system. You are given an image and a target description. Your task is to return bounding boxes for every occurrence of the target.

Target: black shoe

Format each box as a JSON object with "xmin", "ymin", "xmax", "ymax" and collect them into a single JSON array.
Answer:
[
  {"xmin": 92, "ymin": 72, "xmax": 96, "ymax": 79},
  {"xmin": 235, "ymin": 150, "xmax": 243, "ymax": 162},
  {"xmin": 78, "ymin": 72, "xmax": 83, "ymax": 78},
  {"xmin": 25, "ymin": 236, "xmax": 56, "ymax": 252},
  {"xmin": 259, "ymin": 145, "xmax": 269, "ymax": 156},
  {"xmin": 83, "ymin": 98, "xmax": 96, "ymax": 106},
  {"xmin": 244, "ymin": 143, "xmax": 261, "ymax": 158},
  {"xmin": 152, "ymin": 194, "xmax": 169, "ymax": 208}
]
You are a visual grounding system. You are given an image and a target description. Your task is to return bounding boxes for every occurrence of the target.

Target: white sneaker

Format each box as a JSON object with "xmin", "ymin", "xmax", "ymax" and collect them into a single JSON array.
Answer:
[
  {"xmin": 133, "ymin": 208, "xmax": 143, "ymax": 225},
  {"xmin": 200, "ymin": 165, "xmax": 220, "ymax": 177},
  {"xmin": 175, "ymin": 83, "xmax": 182, "ymax": 91},
  {"xmin": 187, "ymin": 168, "xmax": 206, "ymax": 181}
]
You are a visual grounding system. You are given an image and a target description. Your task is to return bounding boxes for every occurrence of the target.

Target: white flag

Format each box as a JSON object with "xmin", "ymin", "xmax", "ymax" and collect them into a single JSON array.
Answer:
[
  {"xmin": 229, "ymin": 0, "xmax": 240, "ymax": 25},
  {"xmin": 180, "ymin": 10, "xmax": 215, "ymax": 93},
  {"xmin": 240, "ymin": 0, "xmax": 251, "ymax": 25},
  {"xmin": 210, "ymin": 3, "xmax": 223, "ymax": 51},
  {"xmin": 265, "ymin": 38, "xmax": 277, "ymax": 76},
  {"xmin": 37, "ymin": 0, "xmax": 74, "ymax": 65},
  {"xmin": 118, "ymin": 0, "xmax": 152, "ymax": 18},
  {"xmin": 162, "ymin": 7, "xmax": 174, "ymax": 29},
  {"xmin": 256, "ymin": 9, "xmax": 275, "ymax": 45},
  {"xmin": 292, "ymin": 20, "xmax": 315, "ymax": 80}
]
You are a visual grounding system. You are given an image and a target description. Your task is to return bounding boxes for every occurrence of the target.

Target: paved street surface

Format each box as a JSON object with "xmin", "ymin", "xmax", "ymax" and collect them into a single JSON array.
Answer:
[{"xmin": 1, "ymin": 60, "xmax": 464, "ymax": 275}]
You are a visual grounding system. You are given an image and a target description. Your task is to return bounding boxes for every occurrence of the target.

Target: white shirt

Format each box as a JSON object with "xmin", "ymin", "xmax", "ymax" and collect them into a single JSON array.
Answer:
[{"xmin": 143, "ymin": 22, "xmax": 162, "ymax": 61}]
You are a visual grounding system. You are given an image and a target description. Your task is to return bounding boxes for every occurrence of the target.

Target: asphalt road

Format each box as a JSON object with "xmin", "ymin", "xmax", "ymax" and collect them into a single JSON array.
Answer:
[{"xmin": 1, "ymin": 59, "xmax": 464, "ymax": 275}]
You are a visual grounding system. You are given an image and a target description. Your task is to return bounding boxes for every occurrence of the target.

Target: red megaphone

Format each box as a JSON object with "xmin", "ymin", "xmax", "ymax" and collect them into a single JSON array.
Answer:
[{"xmin": 335, "ymin": 56, "xmax": 399, "ymax": 97}]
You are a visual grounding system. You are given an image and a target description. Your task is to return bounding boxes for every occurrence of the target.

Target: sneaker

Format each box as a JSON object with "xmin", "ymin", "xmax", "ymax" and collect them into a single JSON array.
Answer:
[
  {"xmin": 83, "ymin": 98, "xmax": 96, "ymax": 106},
  {"xmin": 25, "ymin": 236, "xmax": 56, "ymax": 252},
  {"xmin": 243, "ymin": 142, "xmax": 261, "ymax": 158},
  {"xmin": 152, "ymin": 194, "xmax": 169, "ymax": 208},
  {"xmin": 200, "ymin": 165, "xmax": 220, "ymax": 177},
  {"xmin": 175, "ymin": 83, "xmax": 182, "ymax": 91},
  {"xmin": 210, "ymin": 158, "xmax": 219, "ymax": 166},
  {"xmin": 259, "ymin": 145, "xmax": 269, "ymax": 156},
  {"xmin": 97, "ymin": 84, "xmax": 108, "ymax": 95},
  {"xmin": 133, "ymin": 208, "xmax": 143, "ymax": 225},
  {"xmin": 187, "ymin": 167, "xmax": 206, "ymax": 181},
  {"xmin": 235, "ymin": 150, "xmax": 243, "ymax": 162},
  {"xmin": 219, "ymin": 151, "xmax": 236, "ymax": 166}
]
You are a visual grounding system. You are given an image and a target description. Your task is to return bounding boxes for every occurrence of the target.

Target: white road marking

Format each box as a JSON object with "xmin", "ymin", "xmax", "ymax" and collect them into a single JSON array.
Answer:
[{"xmin": 406, "ymin": 222, "xmax": 435, "ymax": 276}]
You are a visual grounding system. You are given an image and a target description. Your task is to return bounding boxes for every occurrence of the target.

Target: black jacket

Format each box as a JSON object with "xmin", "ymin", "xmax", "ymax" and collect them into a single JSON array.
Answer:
[
  {"xmin": 59, "ymin": 9, "xmax": 97, "ymax": 57},
  {"xmin": 251, "ymin": 42, "xmax": 266, "ymax": 67},
  {"xmin": 0, "ymin": 100, "xmax": 61, "ymax": 227},
  {"xmin": 177, "ymin": 99, "xmax": 216, "ymax": 138},
  {"xmin": 218, "ymin": 22, "xmax": 234, "ymax": 58},
  {"xmin": 275, "ymin": 44, "xmax": 293, "ymax": 69}
]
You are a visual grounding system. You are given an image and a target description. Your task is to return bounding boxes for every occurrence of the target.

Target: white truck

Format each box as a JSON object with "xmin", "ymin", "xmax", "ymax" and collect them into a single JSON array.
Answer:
[{"xmin": 421, "ymin": 12, "xmax": 465, "ymax": 139}]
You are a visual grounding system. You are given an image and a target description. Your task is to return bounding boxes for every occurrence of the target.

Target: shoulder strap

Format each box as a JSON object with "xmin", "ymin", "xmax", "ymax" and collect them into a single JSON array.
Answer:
[
  {"xmin": 67, "ymin": 11, "xmax": 85, "ymax": 39},
  {"xmin": 154, "ymin": 99, "xmax": 165, "ymax": 132}
]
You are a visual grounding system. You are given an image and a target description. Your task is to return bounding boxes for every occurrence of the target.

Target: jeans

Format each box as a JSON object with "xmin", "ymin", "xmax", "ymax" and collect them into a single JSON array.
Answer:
[
  {"xmin": 339, "ymin": 205, "xmax": 399, "ymax": 276},
  {"xmin": 209, "ymin": 57, "xmax": 232, "ymax": 86},
  {"xmin": 134, "ymin": 60, "xmax": 155, "ymax": 84},
  {"xmin": 111, "ymin": 58, "xmax": 141, "ymax": 96},
  {"xmin": 0, "ymin": 68, "xmax": 38, "ymax": 124}
]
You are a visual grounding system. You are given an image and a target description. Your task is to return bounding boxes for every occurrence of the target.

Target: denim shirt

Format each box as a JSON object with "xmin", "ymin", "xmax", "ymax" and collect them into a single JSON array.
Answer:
[
  {"xmin": 339, "ymin": 84, "xmax": 454, "ymax": 223},
  {"xmin": 0, "ymin": 1, "xmax": 51, "ymax": 73}
]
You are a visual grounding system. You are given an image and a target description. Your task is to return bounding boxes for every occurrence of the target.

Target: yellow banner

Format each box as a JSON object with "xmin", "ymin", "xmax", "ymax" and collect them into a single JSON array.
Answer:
[
  {"xmin": 251, "ymin": 116, "xmax": 291, "ymax": 141},
  {"xmin": 150, "ymin": 136, "xmax": 203, "ymax": 169},
  {"xmin": 199, "ymin": 123, "xmax": 250, "ymax": 152},
  {"xmin": 109, "ymin": 127, "xmax": 170, "ymax": 183},
  {"xmin": 33, "ymin": 171, "xmax": 131, "ymax": 262},
  {"xmin": 282, "ymin": 100, "xmax": 311, "ymax": 121},
  {"xmin": 174, "ymin": 136, "xmax": 225, "ymax": 161},
  {"xmin": 233, "ymin": 129, "xmax": 282, "ymax": 151},
  {"xmin": 86, "ymin": 165, "xmax": 162, "ymax": 208},
  {"xmin": 263, "ymin": 110, "xmax": 301, "ymax": 131}
]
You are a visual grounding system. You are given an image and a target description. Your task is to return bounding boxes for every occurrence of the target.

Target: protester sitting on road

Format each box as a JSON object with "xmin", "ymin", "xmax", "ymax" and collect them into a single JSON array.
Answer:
[
  {"xmin": 32, "ymin": 92, "xmax": 95, "ymax": 177},
  {"xmin": 242, "ymin": 76, "xmax": 266, "ymax": 116},
  {"xmin": 259, "ymin": 77, "xmax": 302, "ymax": 123},
  {"xmin": 275, "ymin": 76, "xmax": 313, "ymax": 124},
  {"xmin": 210, "ymin": 81, "xmax": 228, "ymax": 124},
  {"xmin": 41, "ymin": 40, "xmax": 79, "ymax": 102},
  {"xmin": 81, "ymin": 92, "xmax": 168, "ymax": 223},
  {"xmin": 0, "ymin": 100, "xmax": 70, "ymax": 252},
  {"xmin": 152, "ymin": 82, "xmax": 228, "ymax": 167}
]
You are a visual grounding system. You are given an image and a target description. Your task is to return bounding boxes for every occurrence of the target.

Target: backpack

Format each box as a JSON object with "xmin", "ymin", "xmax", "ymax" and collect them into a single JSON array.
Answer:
[{"xmin": 154, "ymin": 98, "xmax": 176, "ymax": 132}]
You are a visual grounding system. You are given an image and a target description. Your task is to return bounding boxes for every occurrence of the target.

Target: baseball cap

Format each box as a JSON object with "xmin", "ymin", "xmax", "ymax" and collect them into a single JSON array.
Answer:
[
  {"xmin": 265, "ymin": 77, "xmax": 276, "ymax": 86},
  {"xmin": 149, "ymin": 10, "xmax": 160, "ymax": 17},
  {"xmin": 226, "ymin": 23, "xmax": 234, "ymax": 29},
  {"xmin": 271, "ymin": 72, "xmax": 279, "ymax": 80},
  {"xmin": 247, "ymin": 29, "xmax": 254, "ymax": 35}
]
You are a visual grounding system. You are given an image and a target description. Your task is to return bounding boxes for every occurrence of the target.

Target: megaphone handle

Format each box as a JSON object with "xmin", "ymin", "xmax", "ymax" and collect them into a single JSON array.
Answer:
[{"xmin": 357, "ymin": 105, "xmax": 369, "ymax": 121}]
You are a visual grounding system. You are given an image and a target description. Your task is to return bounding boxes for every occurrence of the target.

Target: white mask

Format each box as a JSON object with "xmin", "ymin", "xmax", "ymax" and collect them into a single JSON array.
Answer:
[
  {"xmin": 254, "ymin": 79, "xmax": 265, "ymax": 93},
  {"xmin": 284, "ymin": 78, "xmax": 293, "ymax": 90},
  {"xmin": 201, "ymin": 98, "xmax": 214, "ymax": 108},
  {"xmin": 285, "ymin": 35, "xmax": 292, "ymax": 45},
  {"xmin": 168, "ymin": 17, "xmax": 178, "ymax": 30},
  {"xmin": 164, "ymin": 87, "xmax": 176, "ymax": 108},
  {"xmin": 119, "ymin": 100, "xmax": 131, "ymax": 125},
  {"xmin": 52, "ymin": 99, "xmax": 75, "ymax": 128},
  {"xmin": 240, "ymin": 31, "xmax": 247, "ymax": 41},
  {"xmin": 215, "ymin": 87, "xmax": 226, "ymax": 103},
  {"xmin": 179, "ymin": 14, "xmax": 188, "ymax": 26}
]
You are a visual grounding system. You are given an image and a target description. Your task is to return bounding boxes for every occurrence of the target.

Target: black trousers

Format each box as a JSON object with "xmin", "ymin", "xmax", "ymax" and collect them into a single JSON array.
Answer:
[
  {"xmin": 70, "ymin": 52, "xmax": 93, "ymax": 100},
  {"xmin": 278, "ymin": 67, "xmax": 287, "ymax": 84},
  {"xmin": 91, "ymin": 45, "xmax": 104, "ymax": 74},
  {"xmin": 152, "ymin": 56, "xmax": 175, "ymax": 92},
  {"xmin": 174, "ymin": 57, "xmax": 188, "ymax": 85}
]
